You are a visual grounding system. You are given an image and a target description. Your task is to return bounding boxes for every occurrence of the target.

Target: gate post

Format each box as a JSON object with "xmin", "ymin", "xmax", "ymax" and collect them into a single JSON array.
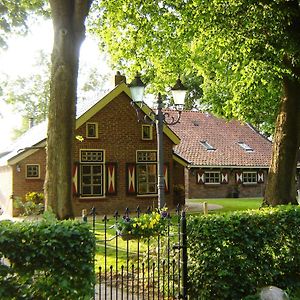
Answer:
[{"xmin": 181, "ymin": 211, "xmax": 188, "ymax": 299}]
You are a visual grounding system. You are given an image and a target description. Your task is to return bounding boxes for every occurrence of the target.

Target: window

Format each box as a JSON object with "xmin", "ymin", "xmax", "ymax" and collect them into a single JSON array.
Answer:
[
  {"xmin": 204, "ymin": 171, "xmax": 220, "ymax": 184},
  {"xmin": 142, "ymin": 125, "xmax": 153, "ymax": 140},
  {"xmin": 243, "ymin": 171, "xmax": 257, "ymax": 184},
  {"xmin": 238, "ymin": 142, "xmax": 253, "ymax": 152},
  {"xmin": 136, "ymin": 150, "xmax": 157, "ymax": 195},
  {"xmin": 86, "ymin": 122, "xmax": 98, "ymax": 139},
  {"xmin": 26, "ymin": 164, "xmax": 40, "ymax": 179},
  {"xmin": 200, "ymin": 141, "xmax": 216, "ymax": 151},
  {"xmin": 80, "ymin": 150, "xmax": 104, "ymax": 197}
]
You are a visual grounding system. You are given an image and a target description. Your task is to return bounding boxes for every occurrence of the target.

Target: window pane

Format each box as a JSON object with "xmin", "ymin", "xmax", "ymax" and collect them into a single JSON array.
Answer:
[
  {"xmin": 26, "ymin": 165, "xmax": 39, "ymax": 178},
  {"xmin": 81, "ymin": 150, "xmax": 103, "ymax": 162},
  {"xmin": 93, "ymin": 185, "xmax": 101, "ymax": 194},
  {"xmin": 204, "ymin": 172, "xmax": 220, "ymax": 183},
  {"xmin": 243, "ymin": 172, "xmax": 257, "ymax": 183},
  {"xmin": 82, "ymin": 165, "xmax": 91, "ymax": 174},
  {"xmin": 82, "ymin": 186, "xmax": 91, "ymax": 195},
  {"xmin": 80, "ymin": 164, "xmax": 103, "ymax": 196},
  {"xmin": 93, "ymin": 165, "xmax": 102, "ymax": 174},
  {"xmin": 82, "ymin": 176, "xmax": 91, "ymax": 184},
  {"xmin": 137, "ymin": 163, "xmax": 157, "ymax": 194}
]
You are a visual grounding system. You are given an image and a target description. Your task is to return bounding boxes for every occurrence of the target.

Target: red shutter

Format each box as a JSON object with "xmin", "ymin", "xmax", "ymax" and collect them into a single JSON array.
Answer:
[
  {"xmin": 197, "ymin": 170, "xmax": 205, "ymax": 184},
  {"xmin": 221, "ymin": 171, "xmax": 229, "ymax": 184},
  {"xmin": 126, "ymin": 163, "xmax": 136, "ymax": 195},
  {"xmin": 106, "ymin": 163, "xmax": 117, "ymax": 195},
  {"xmin": 72, "ymin": 162, "xmax": 79, "ymax": 196},
  {"xmin": 235, "ymin": 171, "xmax": 243, "ymax": 184},
  {"xmin": 164, "ymin": 163, "xmax": 169, "ymax": 193},
  {"xmin": 257, "ymin": 171, "xmax": 264, "ymax": 183}
]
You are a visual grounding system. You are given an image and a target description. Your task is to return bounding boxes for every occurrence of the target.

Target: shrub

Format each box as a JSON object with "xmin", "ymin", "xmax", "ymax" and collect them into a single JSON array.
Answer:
[
  {"xmin": 13, "ymin": 192, "xmax": 45, "ymax": 216},
  {"xmin": 115, "ymin": 208, "xmax": 168, "ymax": 239},
  {"xmin": 187, "ymin": 206, "xmax": 300, "ymax": 299},
  {"xmin": 0, "ymin": 216, "xmax": 95, "ymax": 299}
]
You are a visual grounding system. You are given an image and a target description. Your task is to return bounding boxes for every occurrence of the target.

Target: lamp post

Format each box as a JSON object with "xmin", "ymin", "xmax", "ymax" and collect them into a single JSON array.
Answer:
[{"xmin": 129, "ymin": 74, "xmax": 187, "ymax": 208}]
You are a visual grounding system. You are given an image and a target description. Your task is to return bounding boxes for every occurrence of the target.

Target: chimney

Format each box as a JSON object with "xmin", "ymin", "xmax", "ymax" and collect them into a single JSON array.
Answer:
[
  {"xmin": 115, "ymin": 71, "xmax": 126, "ymax": 86},
  {"xmin": 29, "ymin": 117, "xmax": 34, "ymax": 129}
]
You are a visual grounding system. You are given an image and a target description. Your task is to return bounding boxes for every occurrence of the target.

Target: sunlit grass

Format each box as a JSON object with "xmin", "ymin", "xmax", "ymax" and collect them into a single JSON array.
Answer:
[
  {"xmin": 89, "ymin": 216, "xmax": 181, "ymax": 272},
  {"xmin": 187, "ymin": 197, "xmax": 263, "ymax": 213}
]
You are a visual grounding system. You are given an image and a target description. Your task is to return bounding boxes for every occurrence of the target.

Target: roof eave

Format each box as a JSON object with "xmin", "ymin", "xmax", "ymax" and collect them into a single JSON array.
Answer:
[
  {"xmin": 188, "ymin": 164, "xmax": 270, "ymax": 169},
  {"xmin": 6, "ymin": 139, "xmax": 46, "ymax": 166}
]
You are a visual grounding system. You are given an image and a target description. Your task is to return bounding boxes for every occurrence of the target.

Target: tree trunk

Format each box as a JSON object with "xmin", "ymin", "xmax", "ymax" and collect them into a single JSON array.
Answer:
[
  {"xmin": 45, "ymin": 0, "xmax": 92, "ymax": 219},
  {"xmin": 264, "ymin": 75, "xmax": 300, "ymax": 206}
]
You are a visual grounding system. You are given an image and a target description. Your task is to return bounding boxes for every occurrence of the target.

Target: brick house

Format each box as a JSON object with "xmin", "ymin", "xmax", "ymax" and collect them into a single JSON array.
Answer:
[
  {"xmin": 0, "ymin": 81, "xmax": 185, "ymax": 217},
  {"xmin": 169, "ymin": 110, "xmax": 273, "ymax": 199}
]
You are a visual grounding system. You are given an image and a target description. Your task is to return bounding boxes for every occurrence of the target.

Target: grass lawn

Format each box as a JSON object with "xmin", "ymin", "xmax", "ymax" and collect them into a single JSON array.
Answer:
[{"xmin": 187, "ymin": 197, "xmax": 263, "ymax": 213}]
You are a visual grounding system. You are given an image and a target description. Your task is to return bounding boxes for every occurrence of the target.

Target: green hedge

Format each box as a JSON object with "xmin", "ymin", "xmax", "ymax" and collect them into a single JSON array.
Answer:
[
  {"xmin": 0, "ymin": 217, "xmax": 95, "ymax": 299},
  {"xmin": 187, "ymin": 206, "xmax": 300, "ymax": 299}
]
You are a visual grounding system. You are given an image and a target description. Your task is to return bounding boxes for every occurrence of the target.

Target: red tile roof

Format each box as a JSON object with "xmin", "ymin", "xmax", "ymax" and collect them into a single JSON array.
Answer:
[{"xmin": 167, "ymin": 110, "xmax": 272, "ymax": 168}]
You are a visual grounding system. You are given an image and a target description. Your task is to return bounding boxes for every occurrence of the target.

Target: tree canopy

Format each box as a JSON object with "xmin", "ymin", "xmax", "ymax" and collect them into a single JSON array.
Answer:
[
  {"xmin": 91, "ymin": 0, "xmax": 300, "ymax": 135},
  {"xmin": 0, "ymin": 1, "xmax": 48, "ymax": 48},
  {"xmin": 92, "ymin": 0, "xmax": 300, "ymax": 205}
]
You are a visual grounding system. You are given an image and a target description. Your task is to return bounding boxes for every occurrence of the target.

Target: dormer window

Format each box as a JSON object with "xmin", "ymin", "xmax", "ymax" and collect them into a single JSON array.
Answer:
[
  {"xmin": 238, "ymin": 142, "xmax": 253, "ymax": 152},
  {"xmin": 200, "ymin": 141, "xmax": 216, "ymax": 151}
]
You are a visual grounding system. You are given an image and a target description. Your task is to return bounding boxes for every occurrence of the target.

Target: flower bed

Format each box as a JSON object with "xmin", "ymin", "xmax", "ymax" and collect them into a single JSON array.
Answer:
[{"xmin": 115, "ymin": 209, "xmax": 169, "ymax": 240}]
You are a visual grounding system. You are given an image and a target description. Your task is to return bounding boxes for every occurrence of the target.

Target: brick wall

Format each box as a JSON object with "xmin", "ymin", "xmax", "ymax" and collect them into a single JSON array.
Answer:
[
  {"xmin": 5, "ymin": 92, "xmax": 185, "ymax": 217},
  {"xmin": 73, "ymin": 92, "xmax": 179, "ymax": 216},
  {"xmin": 12, "ymin": 149, "xmax": 46, "ymax": 216},
  {"xmin": 187, "ymin": 168, "xmax": 267, "ymax": 199}
]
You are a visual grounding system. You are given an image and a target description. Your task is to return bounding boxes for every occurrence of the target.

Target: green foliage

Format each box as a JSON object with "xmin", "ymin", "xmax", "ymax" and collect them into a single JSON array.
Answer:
[
  {"xmin": 0, "ymin": 218, "xmax": 95, "ymax": 299},
  {"xmin": 115, "ymin": 209, "xmax": 168, "ymax": 239},
  {"xmin": 0, "ymin": 2, "xmax": 49, "ymax": 48},
  {"xmin": 187, "ymin": 206, "xmax": 300, "ymax": 299},
  {"xmin": 13, "ymin": 192, "xmax": 45, "ymax": 216},
  {"xmin": 91, "ymin": 0, "xmax": 300, "ymax": 135},
  {"xmin": 25, "ymin": 191, "xmax": 44, "ymax": 204}
]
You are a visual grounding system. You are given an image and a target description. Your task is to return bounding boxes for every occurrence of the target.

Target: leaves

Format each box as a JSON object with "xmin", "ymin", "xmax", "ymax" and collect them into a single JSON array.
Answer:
[
  {"xmin": 187, "ymin": 206, "xmax": 300, "ymax": 299},
  {"xmin": 0, "ymin": 219, "xmax": 95, "ymax": 299},
  {"xmin": 89, "ymin": 0, "xmax": 300, "ymax": 136}
]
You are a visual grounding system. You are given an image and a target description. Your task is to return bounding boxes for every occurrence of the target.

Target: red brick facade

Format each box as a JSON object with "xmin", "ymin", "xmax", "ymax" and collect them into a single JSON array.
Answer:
[
  {"xmin": 72, "ymin": 92, "xmax": 183, "ymax": 215},
  {"xmin": 3, "ymin": 89, "xmax": 184, "ymax": 216},
  {"xmin": 186, "ymin": 167, "xmax": 267, "ymax": 199}
]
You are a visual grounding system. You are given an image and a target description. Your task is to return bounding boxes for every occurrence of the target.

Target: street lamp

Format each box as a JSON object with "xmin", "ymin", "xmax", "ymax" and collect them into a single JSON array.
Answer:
[{"xmin": 129, "ymin": 74, "xmax": 187, "ymax": 208}]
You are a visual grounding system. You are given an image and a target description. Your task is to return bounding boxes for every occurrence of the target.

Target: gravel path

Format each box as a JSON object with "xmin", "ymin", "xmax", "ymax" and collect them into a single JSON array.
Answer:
[{"xmin": 185, "ymin": 200, "xmax": 223, "ymax": 213}]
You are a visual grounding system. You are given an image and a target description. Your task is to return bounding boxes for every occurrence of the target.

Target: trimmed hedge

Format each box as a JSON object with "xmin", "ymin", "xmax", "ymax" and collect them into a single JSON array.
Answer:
[
  {"xmin": 0, "ymin": 217, "xmax": 95, "ymax": 299},
  {"xmin": 187, "ymin": 206, "xmax": 300, "ymax": 299}
]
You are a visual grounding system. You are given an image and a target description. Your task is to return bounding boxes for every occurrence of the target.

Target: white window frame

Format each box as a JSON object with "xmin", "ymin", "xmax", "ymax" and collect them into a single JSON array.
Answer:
[
  {"xmin": 200, "ymin": 141, "xmax": 216, "ymax": 151},
  {"xmin": 136, "ymin": 150, "xmax": 157, "ymax": 195},
  {"xmin": 142, "ymin": 124, "xmax": 153, "ymax": 140},
  {"xmin": 243, "ymin": 171, "xmax": 257, "ymax": 184},
  {"xmin": 26, "ymin": 164, "xmax": 40, "ymax": 179},
  {"xmin": 79, "ymin": 149, "xmax": 105, "ymax": 198},
  {"xmin": 238, "ymin": 142, "xmax": 253, "ymax": 152},
  {"xmin": 204, "ymin": 171, "xmax": 221, "ymax": 184},
  {"xmin": 86, "ymin": 122, "xmax": 99, "ymax": 139}
]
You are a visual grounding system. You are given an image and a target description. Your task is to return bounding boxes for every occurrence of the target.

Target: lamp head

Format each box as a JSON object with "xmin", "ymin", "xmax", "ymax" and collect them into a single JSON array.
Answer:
[
  {"xmin": 171, "ymin": 77, "xmax": 187, "ymax": 106},
  {"xmin": 128, "ymin": 73, "xmax": 146, "ymax": 103}
]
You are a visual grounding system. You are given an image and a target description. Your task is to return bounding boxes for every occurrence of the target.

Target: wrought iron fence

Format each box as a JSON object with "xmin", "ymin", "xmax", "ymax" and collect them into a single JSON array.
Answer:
[{"xmin": 85, "ymin": 206, "xmax": 188, "ymax": 300}]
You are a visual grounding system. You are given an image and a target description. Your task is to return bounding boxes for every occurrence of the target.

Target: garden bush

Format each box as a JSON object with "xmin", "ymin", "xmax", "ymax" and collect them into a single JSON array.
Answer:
[
  {"xmin": 187, "ymin": 206, "xmax": 300, "ymax": 299},
  {"xmin": 0, "ymin": 215, "xmax": 95, "ymax": 299}
]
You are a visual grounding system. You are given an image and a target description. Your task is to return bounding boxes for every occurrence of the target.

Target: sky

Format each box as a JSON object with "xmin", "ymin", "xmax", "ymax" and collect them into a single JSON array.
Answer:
[{"xmin": 0, "ymin": 19, "xmax": 113, "ymax": 152}]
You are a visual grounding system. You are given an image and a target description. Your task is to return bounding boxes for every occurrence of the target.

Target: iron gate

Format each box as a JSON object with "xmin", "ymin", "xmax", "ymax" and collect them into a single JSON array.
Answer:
[{"xmin": 86, "ymin": 206, "xmax": 188, "ymax": 300}]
